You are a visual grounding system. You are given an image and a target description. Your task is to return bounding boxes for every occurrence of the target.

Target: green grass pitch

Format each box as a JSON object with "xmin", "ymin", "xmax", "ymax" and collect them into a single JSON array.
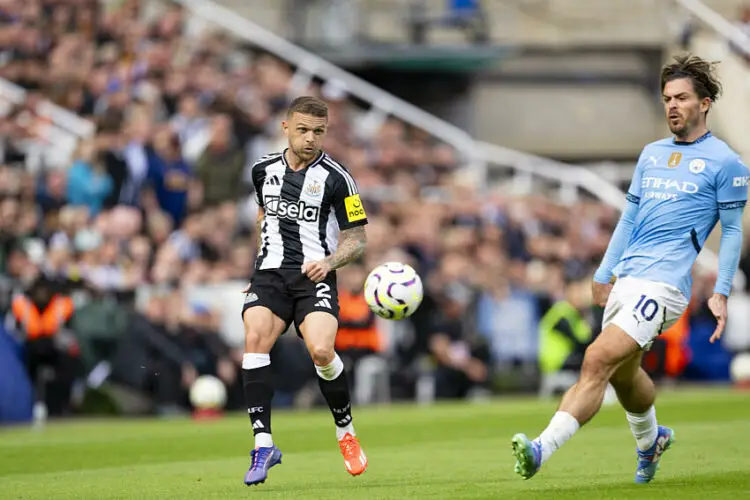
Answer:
[{"xmin": 1, "ymin": 388, "xmax": 748, "ymax": 499}]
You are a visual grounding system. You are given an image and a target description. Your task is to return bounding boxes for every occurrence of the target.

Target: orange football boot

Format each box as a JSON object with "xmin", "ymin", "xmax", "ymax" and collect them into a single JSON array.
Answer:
[{"xmin": 338, "ymin": 433, "xmax": 368, "ymax": 476}]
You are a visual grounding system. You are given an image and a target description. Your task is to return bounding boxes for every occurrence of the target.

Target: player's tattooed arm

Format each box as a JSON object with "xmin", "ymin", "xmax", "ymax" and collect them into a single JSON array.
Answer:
[
  {"xmin": 325, "ymin": 226, "xmax": 367, "ymax": 270},
  {"xmin": 304, "ymin": 226, "xmax": 366, "ymax": 282}
]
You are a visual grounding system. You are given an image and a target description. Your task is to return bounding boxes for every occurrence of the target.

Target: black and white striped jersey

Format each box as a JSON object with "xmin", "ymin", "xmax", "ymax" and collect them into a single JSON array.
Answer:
[{"xmin": 251, "ymin": 150, "xmax": 368, "ymax": 270}]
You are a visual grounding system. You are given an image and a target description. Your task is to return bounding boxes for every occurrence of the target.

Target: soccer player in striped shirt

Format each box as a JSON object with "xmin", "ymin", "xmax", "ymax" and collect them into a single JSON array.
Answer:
[
  {"xmin": 512, "ymin": 55, "xmax": 748, "ymax": 483},
  {"xmin": 241, "ymin": 96, "xmax": 369, "ymax": 486}
]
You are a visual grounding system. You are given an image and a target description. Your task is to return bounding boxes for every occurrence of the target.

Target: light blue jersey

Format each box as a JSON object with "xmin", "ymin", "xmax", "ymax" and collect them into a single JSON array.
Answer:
[{"xmin": 595, "ymin": 132, "xmax": 748, "ymax": 300}]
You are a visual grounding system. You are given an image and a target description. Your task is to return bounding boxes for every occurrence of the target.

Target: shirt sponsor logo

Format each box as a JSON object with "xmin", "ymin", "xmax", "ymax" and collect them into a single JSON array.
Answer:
[
  {"xmin": 264, "ymin": 195, "xmax": 319, "ymax": 222},
  {"xmin": 732, "ymin": 176, "xmax": 749, "ymax": 188},
  {"xmin": 344, "ymin": 194, "xmax": 366, "ymax": 222},
  {"xmin": 641, "ymin": 177, "xmax": 699, "ymax": 193}
]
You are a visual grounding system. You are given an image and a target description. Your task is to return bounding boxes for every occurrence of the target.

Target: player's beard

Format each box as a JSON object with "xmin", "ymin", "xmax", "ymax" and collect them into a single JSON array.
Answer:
[
  {"xmin": 668, "ymin": 110, "xmax": 698, "ymax": 140},
  {"xmin": 293, "ymin": 144, "xmax": 320, "ymax": 162}
]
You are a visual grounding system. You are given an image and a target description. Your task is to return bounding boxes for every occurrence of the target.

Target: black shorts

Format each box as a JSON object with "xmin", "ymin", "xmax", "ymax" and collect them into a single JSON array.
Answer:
[{"xmin": 241, "ymin": 268, "xmax": 339, "ymax": 334}]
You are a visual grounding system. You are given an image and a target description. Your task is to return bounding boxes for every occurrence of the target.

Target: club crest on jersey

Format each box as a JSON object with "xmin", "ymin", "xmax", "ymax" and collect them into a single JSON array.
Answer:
[
  {"xmin": 689, "ymin": 159, "xmax": 706, "ymax": 174},
  {"xmin": 304, "ymin": 179, "xmax": 323, "ymax": 198},
  {"xmin": 668, "ymin": 152, "xmax": 682, "ymax": 168}
]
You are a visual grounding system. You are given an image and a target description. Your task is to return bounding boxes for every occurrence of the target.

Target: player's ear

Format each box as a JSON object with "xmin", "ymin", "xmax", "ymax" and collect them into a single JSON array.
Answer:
[
  {"xmin": 701, "ymin": 98, "xmax": 711, "ymax": 114},
  {"xmin": 281, "ymin": 120, "xmax": 288, "ymax": 137}
]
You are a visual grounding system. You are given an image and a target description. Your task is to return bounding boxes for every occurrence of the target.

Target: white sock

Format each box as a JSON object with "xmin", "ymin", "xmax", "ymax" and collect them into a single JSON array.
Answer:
[
  {"xmin": 255, "ymin": 432, "xmax": 273, "ymax": 448},
  {"xmin": 242, "ymin": 353, "xmax": 273, "ymax": 448},
  {"xmin": 536, "ymin": 411, "xmax": 580, "ymax": 464},
  {"xmin": 336, "ymin": 422, "xmax": 356, "ymax": 441},
  {"xmin": 315, "ymin": 353, "xmax": 344, "ymax": 381},
  {"xmin": 242, "ymin": 352, "xmax": 270, "ymax": 369},
  {"xmin": 626, "ymin": 406, "xmax": 658, "ymax": 451}
]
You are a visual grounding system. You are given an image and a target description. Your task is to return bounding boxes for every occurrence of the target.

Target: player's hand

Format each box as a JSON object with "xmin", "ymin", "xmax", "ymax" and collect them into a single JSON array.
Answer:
[
  {"xmin": 302, "ymin": 259, "xmax": 332, "ymax": 283},
  {"xmin": 592, "ymin": 280, "xmax": 613, "ymax": 307},
  {"xmin": 707, "ymin": 293, "xmax": 728, "ymax": 344}
]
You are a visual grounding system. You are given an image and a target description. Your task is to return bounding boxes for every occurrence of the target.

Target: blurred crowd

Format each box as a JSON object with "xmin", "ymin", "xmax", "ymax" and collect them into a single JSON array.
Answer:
[{"xmin": 1, "ymin": 0, "xmax": 749, "ymax": 419}]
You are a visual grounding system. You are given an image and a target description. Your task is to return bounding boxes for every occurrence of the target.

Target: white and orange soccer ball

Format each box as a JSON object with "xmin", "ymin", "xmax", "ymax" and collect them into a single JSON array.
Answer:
[
  {"xmin": 730, "ymin": 353, "xmax": 750, "ymax": 389},
  {"xmin": 189, "ymin": 375, "xmax": 227, "ymax": 411},
  {"xmin": 363, "ymin": 262, "xmax": 423, "ymax": 320}
]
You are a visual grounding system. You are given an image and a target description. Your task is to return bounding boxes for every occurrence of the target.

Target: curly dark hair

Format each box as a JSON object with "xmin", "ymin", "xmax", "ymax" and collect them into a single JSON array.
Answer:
[{"xmin": 661, "ymin": 54, "xmax": 723, "ymax": 113}]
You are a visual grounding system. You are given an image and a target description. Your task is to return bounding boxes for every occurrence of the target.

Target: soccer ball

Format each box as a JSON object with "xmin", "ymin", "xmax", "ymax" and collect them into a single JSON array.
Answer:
[
  {"xmin": 730, "ymin": 352, "xmax": 750, "ymax": 389},
  {"xmin": 363, "ymin": 262, "xmax": 423, "ymax": 320},
  {"xmin": 189, "ymin": 375, "xmax": 227, "ymax": 410}
]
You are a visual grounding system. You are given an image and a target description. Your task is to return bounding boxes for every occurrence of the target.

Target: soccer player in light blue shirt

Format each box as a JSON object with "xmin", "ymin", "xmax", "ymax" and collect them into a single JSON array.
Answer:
[{"xmin": 511, "ymin": 55, "xmax": 748, "ymax": 483}]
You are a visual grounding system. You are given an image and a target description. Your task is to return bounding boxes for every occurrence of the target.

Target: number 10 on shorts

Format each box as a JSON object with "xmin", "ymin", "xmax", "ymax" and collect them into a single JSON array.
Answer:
[{"xmin": 633, "ymin": 294, "xmax": 659, "ymax": 321}]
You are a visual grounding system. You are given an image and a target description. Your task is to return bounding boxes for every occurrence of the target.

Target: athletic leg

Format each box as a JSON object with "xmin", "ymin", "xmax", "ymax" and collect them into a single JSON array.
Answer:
[
  {"xmin": 560, "ymin": 325, "xmax": 641, "ymax": 423},
  {"xmin": 298, "ymin": 311, "xmax": 368, "ymax": 476},
  {"xmin": 611, "ymin": 352, "xmax": 657, "ymax": 447},
  {"xmin": 610, "ymin": 351, "xmax": 675, "ymax": 483},
  {"xmin": 512, "ymin": 324, "xmax": 639, "ymax": 479},
  {"xmin": 242, "ymin": 305, "xmax": 287, "ymax": 447},
  {"xmin": 241, "ymin": 272, "xmax": 292, "ymax": 487}
]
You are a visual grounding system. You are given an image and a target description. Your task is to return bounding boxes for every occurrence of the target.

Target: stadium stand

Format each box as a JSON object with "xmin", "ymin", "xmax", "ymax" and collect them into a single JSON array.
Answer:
[{"xmin": 0, "ymin": 0, "xmax": 749, "ymax": 421}]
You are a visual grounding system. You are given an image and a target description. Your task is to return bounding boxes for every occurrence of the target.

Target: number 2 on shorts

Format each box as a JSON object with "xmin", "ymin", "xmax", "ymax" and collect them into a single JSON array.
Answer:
[
  {"xmin": 633, "ymin": 294, "xmax": 659, "ymax": 321},
  {"xmin": 314, "ymin": 282, "xmax": 332, "ymax": 309},
  {"xmin": 316, "ymin": 282, "xmax": 331, "ymax": 299}
]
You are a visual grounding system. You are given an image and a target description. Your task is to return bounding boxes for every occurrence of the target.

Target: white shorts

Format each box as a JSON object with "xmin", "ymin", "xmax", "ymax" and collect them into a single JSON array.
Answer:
[{"xmin": 602, "ymin": 276, "xmax": 689, "ymax": 349}]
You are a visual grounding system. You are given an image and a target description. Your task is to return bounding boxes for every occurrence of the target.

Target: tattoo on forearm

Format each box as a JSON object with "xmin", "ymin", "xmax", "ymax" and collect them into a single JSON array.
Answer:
[{"xmin": 326, "ymin": 226, "xmax": 366, "ymax": 270}]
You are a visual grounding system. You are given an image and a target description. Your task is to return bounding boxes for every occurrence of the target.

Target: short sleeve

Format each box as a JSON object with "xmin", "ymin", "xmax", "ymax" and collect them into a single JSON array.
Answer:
[
  {"xmin": 626, "ymin": 151, "xmax": 646, "ymax": 203},
  {"xmin": 251, "ymin": 163, "xmax": 266, "ymax": 208},
  {"xmin": 716, "ymin": 154, "xmax": 749, "ymax": 210},
  {"xmin": 332, "ymin": 173, "xmax": 368, "ymax": 230}
]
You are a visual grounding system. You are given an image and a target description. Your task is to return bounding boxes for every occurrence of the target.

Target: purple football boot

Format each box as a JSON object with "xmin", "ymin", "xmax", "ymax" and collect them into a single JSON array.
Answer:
[{"xmin": 244, "ymin": 446, "xmax": 282, "ymax": 486}]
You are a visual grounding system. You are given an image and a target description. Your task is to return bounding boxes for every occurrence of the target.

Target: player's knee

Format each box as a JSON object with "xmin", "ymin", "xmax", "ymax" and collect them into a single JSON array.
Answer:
[
  {"xmin": 243, "ymin": 309, "xmax": 276, "ymax": 351},
  {"xmin": 244, "ymin": 329, "xmax": 267, "ymax": 352},
  {"xmin": 309, "ymin": 345, "xmax": 335, "ymax": 366},
  {"xmin": 244, "ymin": 330, "xmax": 265, "ymax": 351},
  {"xmin": 580, "ymin": 346, "xmax": 616, "ymax": 382}
]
